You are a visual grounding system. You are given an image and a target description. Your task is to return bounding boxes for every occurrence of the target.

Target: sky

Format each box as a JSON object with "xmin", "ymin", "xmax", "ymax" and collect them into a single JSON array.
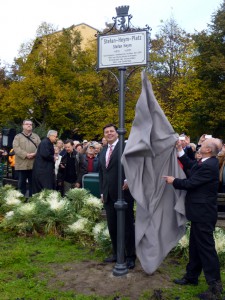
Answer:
[{"xmin": 0, "ymin": 0, "xmax": 222, "ymax": 66}]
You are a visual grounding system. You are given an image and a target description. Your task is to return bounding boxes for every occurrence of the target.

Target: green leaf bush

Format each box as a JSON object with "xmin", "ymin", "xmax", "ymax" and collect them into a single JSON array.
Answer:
[
  {"xmin": 172, "ymin": 222, "xmax": 225, "ymax": 266},
  {"xmin": 0, "ymin": 185, "xmax": 111, "ymax": 250}
]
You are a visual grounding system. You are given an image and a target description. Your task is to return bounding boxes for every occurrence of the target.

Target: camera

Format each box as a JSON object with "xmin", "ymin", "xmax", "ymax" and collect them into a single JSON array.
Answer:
[
  {"xmin": 205, "ymin": 134, "xmax": 212, "ymax": 139},
  {"xmin": 179, "ymin": 136, "xmax": 185, "ymax": 141}
]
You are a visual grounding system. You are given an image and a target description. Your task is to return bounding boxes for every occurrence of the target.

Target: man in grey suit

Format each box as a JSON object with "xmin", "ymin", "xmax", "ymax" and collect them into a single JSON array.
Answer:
[
  {"xmin": 99, "ymin": 124, "xmax": 136, "ymax": 269},
  {"xmin": 164, "ymin": 138, "xmax": 223, "ymax": 299}
]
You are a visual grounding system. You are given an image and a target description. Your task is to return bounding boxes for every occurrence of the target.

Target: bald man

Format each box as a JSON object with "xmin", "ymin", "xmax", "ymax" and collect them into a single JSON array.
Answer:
[{"xmin": 164, "ymin": 138, "xmax": 223, "ymax": 298}]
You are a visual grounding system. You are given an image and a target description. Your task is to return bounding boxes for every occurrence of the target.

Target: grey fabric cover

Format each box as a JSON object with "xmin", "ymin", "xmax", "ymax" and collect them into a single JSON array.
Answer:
[{"xmin": 121, "ymin": 71, "xmax": 187, "ymax": 274}]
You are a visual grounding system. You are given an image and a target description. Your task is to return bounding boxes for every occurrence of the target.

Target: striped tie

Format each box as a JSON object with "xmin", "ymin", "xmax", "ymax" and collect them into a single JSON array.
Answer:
[{"xmin": 106, "ymin": 145, "xmax": 113, "ymax": 168}]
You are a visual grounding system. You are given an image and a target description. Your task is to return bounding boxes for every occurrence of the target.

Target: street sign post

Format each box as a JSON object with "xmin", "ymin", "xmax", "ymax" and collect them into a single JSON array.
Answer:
[
  {"xmin": 97, "ymin": 5, "xmax": 150, "ymax": 277},
  {"xmin": 97, "ymin": 30, "xmax": 148, "ymax": 69}
]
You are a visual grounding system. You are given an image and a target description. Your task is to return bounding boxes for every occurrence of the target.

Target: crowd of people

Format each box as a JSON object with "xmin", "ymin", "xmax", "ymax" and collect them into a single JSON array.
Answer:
[
  {"xmin": 0, "ymin": 121, "xmax": 225, "ymax": 299},
  {"xmin": 0, "ymin": 121, "xmax": 107, "ymax": 196}
]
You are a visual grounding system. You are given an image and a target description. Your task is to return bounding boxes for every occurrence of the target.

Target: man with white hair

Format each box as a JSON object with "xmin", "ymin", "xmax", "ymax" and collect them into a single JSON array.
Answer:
[
  {"xmin": 32, "ymin": 130, "xmax": 58, "ymax": 194},
  {"xmin": 164, "ymin": 138, "xmax": 223, "ymax": 299}
]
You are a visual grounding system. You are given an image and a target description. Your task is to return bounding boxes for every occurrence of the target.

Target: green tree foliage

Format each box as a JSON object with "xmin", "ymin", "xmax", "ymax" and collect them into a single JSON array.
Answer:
[
  {"xmin": 190, "ymin": 1, "xmax": 225, "ymax": 139},
  {"xmin": 0, "ymin": 63, "xmax": 12, "ymax": 105},
  {"xmin": 0, "ymin": 24, "xmax": 101, "ymax": 139},
  {"xmin": 0, "ymin": 22, "xmax": 141, "ymax": 140},
  {"xmin": 1, "ymin": 10, "xmax": 225, "ymax": 141},
  {"xmin": 148, "ymin": 18, "xmax": 200, "ymax": 138}
]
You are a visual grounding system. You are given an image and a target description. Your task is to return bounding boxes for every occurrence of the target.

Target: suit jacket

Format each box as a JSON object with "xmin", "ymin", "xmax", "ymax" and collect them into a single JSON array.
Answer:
[
  {"xmin": 184, "ymin": 146, "xmax": 195, "ymax": 160},
  {"xmin": 57, "ymin": 150, "xmax": 87, "ymax": 185},
  {"xmin": 173, "ymin": 155, "xmax": 219, "ymax": 223},
  {"xmin": 99, "ymin": 143, "xmax": 132, "ymax": 203}
]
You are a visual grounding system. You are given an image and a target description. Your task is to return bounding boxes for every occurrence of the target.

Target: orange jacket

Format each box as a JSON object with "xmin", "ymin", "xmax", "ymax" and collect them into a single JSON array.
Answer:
[{"xmin": 8, "ymin": 149, "xmax": 15, "ymax": 167}]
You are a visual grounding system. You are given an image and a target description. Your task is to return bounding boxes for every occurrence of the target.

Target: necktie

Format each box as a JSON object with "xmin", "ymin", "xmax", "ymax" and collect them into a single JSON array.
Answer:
[
  {"xmin": 198, "ymin": 159, "xmax": 202, "ymax": 165},
  {"xmin": 106, "ymin": 145, "xmax": 113, "ymax": 168}
]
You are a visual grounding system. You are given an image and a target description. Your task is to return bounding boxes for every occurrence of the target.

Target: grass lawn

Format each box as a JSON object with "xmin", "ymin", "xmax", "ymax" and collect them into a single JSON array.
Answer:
[
  {"xmin": 0, "ymin": 186, "xmax": 224, "ymax": 299},
  {"xmin": 0, "ymin": 231, "xmax": 104, "ymax": 299},
  {"xmin": 0, "ymin": 231, "xmax": 224, "ymax": 300}
]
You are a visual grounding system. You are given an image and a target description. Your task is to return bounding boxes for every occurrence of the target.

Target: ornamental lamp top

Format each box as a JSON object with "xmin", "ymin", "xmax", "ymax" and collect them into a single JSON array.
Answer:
[{"xmin": 115, "ymin": 5, "xmax": 129, "ymax": 17}]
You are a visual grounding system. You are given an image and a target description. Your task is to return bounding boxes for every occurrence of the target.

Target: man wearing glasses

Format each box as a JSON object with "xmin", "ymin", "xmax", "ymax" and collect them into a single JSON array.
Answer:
[{"xmin": 13, "ymin": 119, "xmax": 41, "ymax": 197}]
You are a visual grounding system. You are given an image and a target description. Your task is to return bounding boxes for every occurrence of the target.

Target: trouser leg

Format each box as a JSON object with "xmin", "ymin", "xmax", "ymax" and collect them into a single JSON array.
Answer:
[
  {"xmin": 124, "ymin": 196, "xmax": 136, "ymax": 260},
  {"xmin": 27, "ymin": 170, "xmax": 33, "ymax": 197},
  {"xmin": 186, "ymin": 223, "xmax": 202, "ymax": 282},
  {"xmin": 64, "ymin": 181, "xmax": 73, "ymax": 195},
  {"xmin": 17, "ymin": 170, "xmax": 27, "ymax": 196},
  {"xmin": 187, "ymin": 222, "xmax": 221, "ymax": 284},
  {"xmin": 104, "ymin": 198, "xmax": 117, "ymax": 256}
]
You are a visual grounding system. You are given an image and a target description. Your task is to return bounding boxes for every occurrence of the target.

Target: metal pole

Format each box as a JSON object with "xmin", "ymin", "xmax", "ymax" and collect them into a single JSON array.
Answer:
[{"xmin": 113, "ymin": 66, "xmax": 128, "ymax": 276}]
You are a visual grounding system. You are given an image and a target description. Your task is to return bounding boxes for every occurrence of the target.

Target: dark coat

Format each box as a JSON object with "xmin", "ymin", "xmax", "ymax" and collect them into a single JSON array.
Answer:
[
  {"xmin": 83, "ymin": 154, "xmax": 99, "ymax": 173},
  {"xmin": 32, "ymin": 137, "xmax": 55, "ymax": 193},
  {"xmin": 173, "ymin": 155, "xmax": 219, "ymax": 223},
  {"xmin": 99, "ymin": 143, "xmax": 132, "ymax": 202},
  {"xmin": 57, "ymin": 150, "xmax": 87, "ymax": 185},
  {"xmin": 98, "ymin": 142, "xmax": 135, "ymax": 259},
  {"xmin": 184, "ymin": 146, "xmax": 195, "ymax": 160}
]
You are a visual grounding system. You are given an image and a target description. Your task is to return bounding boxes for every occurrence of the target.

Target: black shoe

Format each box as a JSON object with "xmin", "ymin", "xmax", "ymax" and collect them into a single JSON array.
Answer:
[
  {"xmin": 126, "ymin": 259, "xmax": 135, "ymax": 269},
  {"xmin": 198, "ymin": 281, "xmax": 223, "ymax": 300},
  {"xmin": 103, "ymin": 255, "xmax": 117, "ymax": 263},
  {"xmin": 197, "ymin": 290, "xmax": 222, "ymax": 300},
  {"xmin": 174, "ymin": 277, "xmax": 198, "ymax": 286}
]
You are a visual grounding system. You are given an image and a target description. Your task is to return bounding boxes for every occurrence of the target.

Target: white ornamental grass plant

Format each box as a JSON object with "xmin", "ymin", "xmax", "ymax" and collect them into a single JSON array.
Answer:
[
  {"xmin": 1, "ymin": 202, "xmax": 37, "ymax": 235},
  {"xmin": 173, "ymin": 223, "xmax": 225, "ymax": 266},
  {"xmin": 65, "ymin": 188, "xmax": 90, "ymax": 213},
  {"xmin": 92, "ymin": 222, "xmax": 106, "ymax": 239},
  {"xmin": 214, "ymin": 227, "xmax": 225, "ymax": 254},
  {"xmin": 46, "ymin": 191, "xmax": 69, "ymax": 212},
  {"xmin": 80, "ymin": 196, "xmax": 103, "ymax": 222},
  {"xmin": 214, "ymin": 227, "xmax": 225, "ymax": 266},
  {"xmin": 65, "ymin": 217, "xmax": 93, "ymax": 244},
  {"xmin": 0, "ymin": 184, "xmax": 16, "ymax": 204},
  {"xmin": 35, "ymin": 191, "xmax": 72, "ymax": 235},
  {"xmin": 6, "ymin": 197, "xmax": 21, "ymax": 206},
  {"xmin": 92, "ymin": 222, "xmax": 111, "ymax": 252},
  {"xmin": 0, "ymin": 185, "xmax": 110, "ymax": 252},
  {"xmin": 5, "ymin": 211, "xmax": 14, "ymax": 219},
  {"xmin": 0, "ymin": 186, "xmax": 25, "ymax": 215},
  {"xmin": 67, "ymin": 217, "xmax": 90, "ymax": 233},
  {"xmin": 16, "ymin": 203, "xmax": 36, "ymax": 217}
]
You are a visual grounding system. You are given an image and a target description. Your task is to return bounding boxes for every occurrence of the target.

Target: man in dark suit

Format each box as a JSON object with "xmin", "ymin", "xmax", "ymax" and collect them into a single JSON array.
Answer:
[
  {"xmin": 32, "ymin": 130, "xmax": 58, "ymax": 194},
  {"xmin": 164, "ymin": 138, "xmax": 223, "ymax": 299},
  {"xmin": 99, "ymin": 123, "xmax": 136, "ymax": 269}
]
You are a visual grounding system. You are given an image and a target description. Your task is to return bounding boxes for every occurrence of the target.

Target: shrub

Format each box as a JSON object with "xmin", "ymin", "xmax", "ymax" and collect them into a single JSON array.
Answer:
[{"xmin": 0, "ymin": 185, "xmax": 110, "ymax": 250}]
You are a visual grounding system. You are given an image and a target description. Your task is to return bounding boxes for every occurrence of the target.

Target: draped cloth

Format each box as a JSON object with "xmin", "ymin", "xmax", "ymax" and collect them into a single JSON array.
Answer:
[{"xmin": 121, "ymin": 71, "xmax": 187, "ymax": 274}]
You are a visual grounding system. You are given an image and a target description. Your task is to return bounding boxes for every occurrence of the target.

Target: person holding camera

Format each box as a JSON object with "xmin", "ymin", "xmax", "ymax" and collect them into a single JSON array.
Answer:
[
  {"xmin": 179, "ymin": 134, "xmax": 195, "ymax": 160},
  {"xmin": 163, "ymin": 138, "xmax": 223, "ymax": 299},
  {"xmin": 196, "ymin": 134, "xmax": 213, "ymax": 152},
  {"xmin": 57, "ymin": 139, "xmax": 87, "ymax": 196}
]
